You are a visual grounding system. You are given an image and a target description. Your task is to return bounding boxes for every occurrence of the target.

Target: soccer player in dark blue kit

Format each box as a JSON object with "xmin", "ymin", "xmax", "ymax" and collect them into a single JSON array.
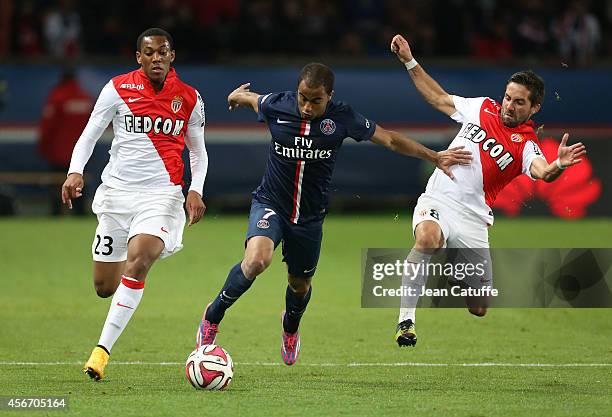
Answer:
[{"xmin": 196, "ymin": 63, "xmax": 472, "ymax": 365}]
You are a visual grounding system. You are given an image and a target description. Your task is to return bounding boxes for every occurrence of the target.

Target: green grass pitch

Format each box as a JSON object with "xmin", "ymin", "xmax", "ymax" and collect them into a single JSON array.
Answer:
[{"xmin": 0, "ymin": 215, "xmax": 611, "ymax": 416}]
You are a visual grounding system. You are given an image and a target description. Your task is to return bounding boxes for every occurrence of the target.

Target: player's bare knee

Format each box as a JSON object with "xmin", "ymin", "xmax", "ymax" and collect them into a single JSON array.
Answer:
[
  {"xmin": 288, "ymin": 278, "xmax": 311, "ymax": 296},
  {"xmin": 469, "ymin": 307, "xmax": 487, "ymax": 317},
  {"xmin": 93, "ymin": 261, "xmax": 123, "ymax": 296},
  {"xmin": 94, "ymin": 282, "xmax": 115, "ymax": 298},
  {"xmin": 242, "ymin": 255, "xmax": 271, "ymax": 278},
  {"xmin": 124, "ymin": 255, "xmax": 155, "ymax": 279},
  {"xmin": 415, "ymin": 233, "xmax": 442, "ymax": 252},
  {"xmin": 293, "ymin": 282, "xmax": 311, "ymax": 296},
  {"xmin": 414, "ymin": 221, "xmax": 444, "ymax": 252}
]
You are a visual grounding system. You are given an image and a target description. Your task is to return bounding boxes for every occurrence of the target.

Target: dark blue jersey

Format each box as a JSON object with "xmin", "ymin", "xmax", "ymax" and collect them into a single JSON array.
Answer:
[{"xmin": 254, "ymin": 91, "xmax": 376, "ymax": 224}]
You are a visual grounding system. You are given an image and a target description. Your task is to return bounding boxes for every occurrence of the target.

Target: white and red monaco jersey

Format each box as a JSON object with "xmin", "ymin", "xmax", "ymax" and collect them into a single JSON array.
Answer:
[
  {"xmin": 425, "ymin": 96, "xmax": 545, "ymax": 225},
  {"xmin": 68, "ymin": 68, "xmax": 208, "ymax": 194}
]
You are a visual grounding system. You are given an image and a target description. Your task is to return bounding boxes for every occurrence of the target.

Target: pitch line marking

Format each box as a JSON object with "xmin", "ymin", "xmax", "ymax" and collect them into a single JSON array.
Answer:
[{"xmin": 0, "ymin": 361, "xmax": 610, "ymax": 367}]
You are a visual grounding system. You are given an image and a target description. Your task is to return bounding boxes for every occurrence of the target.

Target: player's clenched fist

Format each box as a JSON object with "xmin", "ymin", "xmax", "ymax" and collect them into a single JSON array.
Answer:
[
  {"xmin": 61, "ymin": 173, "xmax": 84, "ymax": 210},
  {"xmin": 390, "ymin": 34, "xmax": 413, "ymax": 63}
]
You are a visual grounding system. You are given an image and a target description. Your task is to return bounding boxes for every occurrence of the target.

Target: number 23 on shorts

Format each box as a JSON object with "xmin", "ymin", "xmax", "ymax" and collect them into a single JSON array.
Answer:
[{"xmin": 94, "ymin": 235, "xmax": 114, "ymax": 256}]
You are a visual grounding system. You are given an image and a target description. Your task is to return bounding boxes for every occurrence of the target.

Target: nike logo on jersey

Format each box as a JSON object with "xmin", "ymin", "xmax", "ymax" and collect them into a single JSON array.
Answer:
[
  {"xmin": 116, "ymin": 302, "xmax": 134, "ymax": 310},
  {"xmin": 161, "ymin": 227, "xmax": 169, "ymax": 233},
  {"xmin": 128, "ymin": 97, "xmax": 144, "ymax": 103},
  {"xmin": 277, "ymin": 118, "xmax": 292, "ymax": 124},
  {"xmin": 483, "ymin": 108, "xmax": 498, "ymax": 116}
]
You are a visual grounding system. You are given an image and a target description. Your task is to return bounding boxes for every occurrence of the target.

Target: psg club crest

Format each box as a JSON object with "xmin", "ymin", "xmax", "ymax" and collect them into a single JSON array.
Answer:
[
  {"xmin": 320, "ymin": 119, "xmax": 336, "ymax": 135},
  {"xmin": 171, "ymin": 95, "xmax": 183, "ymax": 113},
  {"xmin": 510, "ymin": 133, "xmax": 524, "ymax": 143}
]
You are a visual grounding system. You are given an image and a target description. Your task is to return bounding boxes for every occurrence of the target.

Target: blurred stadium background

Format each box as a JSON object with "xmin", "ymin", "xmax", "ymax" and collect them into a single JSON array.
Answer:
[{"xmin": 0, "ymin": 0, "xmax": 610, "ymax": 217}]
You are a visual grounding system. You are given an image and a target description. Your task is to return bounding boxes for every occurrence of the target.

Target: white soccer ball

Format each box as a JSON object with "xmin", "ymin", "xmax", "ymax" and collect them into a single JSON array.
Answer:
[{"xmin": 185, "ymin": 344, "xmax": 234, "ymax": 390}]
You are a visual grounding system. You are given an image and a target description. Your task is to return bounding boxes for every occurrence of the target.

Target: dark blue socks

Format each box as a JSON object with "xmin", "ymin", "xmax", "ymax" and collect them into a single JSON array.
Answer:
[
  {"xmin": 206, "ymin": 262, "xmax": 254, "ymax": 324},
  {"xmin": 283, "ymin": 285, "xmax": 312, "ymax": 334}
]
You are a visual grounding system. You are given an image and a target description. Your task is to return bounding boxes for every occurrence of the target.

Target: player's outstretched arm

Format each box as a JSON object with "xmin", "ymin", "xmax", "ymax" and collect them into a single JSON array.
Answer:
[
  {"xmin": 371, "ymin": 125, "xmax": 472, "ymax": 179},
  {"xmin": 530, "ymin": 133, "xmax": 586, "ymax": 182},
  {"xmin": 227, "ymin": 83, "xmax": 260, "ymax": 113},
  {"xmin": 390, "ymin": 34, "xmax": 456, "ymax": 117}
]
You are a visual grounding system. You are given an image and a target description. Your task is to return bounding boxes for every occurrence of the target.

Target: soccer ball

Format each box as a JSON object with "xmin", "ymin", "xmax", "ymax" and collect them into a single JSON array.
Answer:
[{"xmin": 185, "ymin": 344, "xmax": 234, "ymax": 390}]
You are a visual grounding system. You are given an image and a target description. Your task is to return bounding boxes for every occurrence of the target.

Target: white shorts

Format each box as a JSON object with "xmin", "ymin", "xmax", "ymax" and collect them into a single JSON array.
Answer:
[
  {"xmin": 91, "ymin": 184, "xmax": 186, "ymax": 262},
  {"xmin": 412, "ymin": 193, "xmax": 492, "ymax": 288}
]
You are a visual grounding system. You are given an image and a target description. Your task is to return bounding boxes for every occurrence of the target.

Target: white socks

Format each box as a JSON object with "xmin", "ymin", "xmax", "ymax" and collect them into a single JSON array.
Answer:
[
  {"xmin": 398, "ymin": 250, "xmax": 432, "ymax": 324},
  {"xmin": 98, "ymin": 275, "xmax": 144, "ymax": 353}
]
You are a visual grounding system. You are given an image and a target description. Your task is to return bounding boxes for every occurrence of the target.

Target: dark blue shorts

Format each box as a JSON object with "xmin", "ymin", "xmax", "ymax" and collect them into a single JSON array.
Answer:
[{"xmin": 246, "ymin": 199, "xmax": 323, "ymax": 278}]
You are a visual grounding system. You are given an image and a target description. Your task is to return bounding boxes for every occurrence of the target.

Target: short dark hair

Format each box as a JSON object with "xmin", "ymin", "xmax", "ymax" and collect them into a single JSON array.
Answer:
[
  {"xmin": 298, "ymin": 63, "xmax": 335, "ymax": 95},
  {"xmin": 507, "ymin": 70, "xmax": 545, "ymax": 106},
  {"xmin": 136, "ymin": 28, "xmax": 174, "ymax": 51}
]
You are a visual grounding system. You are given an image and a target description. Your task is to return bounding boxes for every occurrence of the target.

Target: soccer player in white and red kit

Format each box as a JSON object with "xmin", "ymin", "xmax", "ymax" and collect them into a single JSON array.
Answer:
[
  {"xmin": 389, "ymin": 34, "xmax": 587, "ymax": 347},
  {"xmin": 61, "ymin": 28, "xmax": 208, "ymax": 379}
]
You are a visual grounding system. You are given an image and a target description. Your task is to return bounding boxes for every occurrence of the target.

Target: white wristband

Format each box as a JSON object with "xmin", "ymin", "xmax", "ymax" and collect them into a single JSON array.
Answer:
[
  {"xmin": 555, "ymin": 158, "xmax": 566, "ymax": 170},
  {"xmin": 404, "ymin": 58, "xmax": 418, "ymax": 70}
]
